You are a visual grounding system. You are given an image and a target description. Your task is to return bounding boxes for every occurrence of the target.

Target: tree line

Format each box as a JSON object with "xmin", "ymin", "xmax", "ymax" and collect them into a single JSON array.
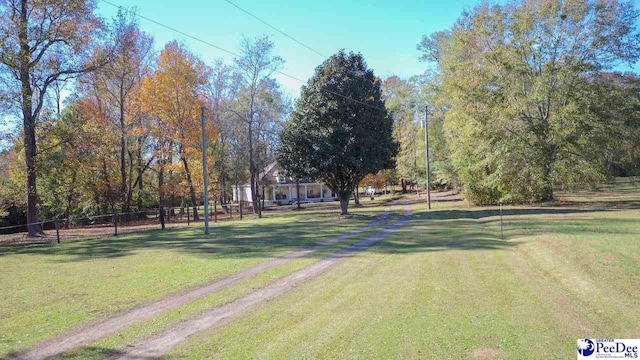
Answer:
[
  {"xmin": 0, "ymin": 3, "xmax": 288, "ymax": 235},
  {"xmin": 2, "ymin": 0, "xmax": 640, "ymax": 234},
  {"xmin": 378, "ymin": 0, "xmax": 640, "ymax": 204}
]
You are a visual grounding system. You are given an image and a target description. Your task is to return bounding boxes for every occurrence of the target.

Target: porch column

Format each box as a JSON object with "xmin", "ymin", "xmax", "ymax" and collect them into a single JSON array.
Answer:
[
  {"xmin": 320, "ymin": 184, "xmax": 324, "ymax": 198},
  {"xmin": 272, "ymin": 186, "xmax": 276, "ymax": 201},
  {"xmin": 288, "ymin": 185, "xmax": 292, "ymax": 200},
  {"xmin": 304, "ymin": 184, "xmax": 308, "ymax": 200}
]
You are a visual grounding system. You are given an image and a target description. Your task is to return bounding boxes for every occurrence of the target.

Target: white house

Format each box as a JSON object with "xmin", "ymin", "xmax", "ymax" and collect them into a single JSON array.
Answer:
[{"xmin": 232, "ymin": 162, "xmax": 338, "ymax": 206}]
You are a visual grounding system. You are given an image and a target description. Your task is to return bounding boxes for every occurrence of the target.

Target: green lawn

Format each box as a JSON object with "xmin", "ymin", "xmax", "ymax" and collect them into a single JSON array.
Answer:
[
  {"xmin": 0, "ymin": 205, "xmax": 391, "ymax": 358},
  {"xmin": 1, "ymin": 182, "xmax": 639, "ymax": 359},
  {"xmin": 164, "ymin": 182, "xmax": 639, "ymax": 359}
]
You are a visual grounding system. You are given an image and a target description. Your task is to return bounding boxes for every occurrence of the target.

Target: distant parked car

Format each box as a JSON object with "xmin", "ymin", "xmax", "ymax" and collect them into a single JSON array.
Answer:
[{"xmin": 365, "ymin": 186, "xmax": 376, "ymax": 196}]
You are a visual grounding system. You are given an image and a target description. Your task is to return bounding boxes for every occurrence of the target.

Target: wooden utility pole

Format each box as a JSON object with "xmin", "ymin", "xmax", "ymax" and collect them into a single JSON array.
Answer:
[
  {"xmin": 425, "ymin": 105, "xmax": 431, "ymax": 210},
  {"xmin": 201, "ymin": 107, "xmax": 210, "ymax": 235}
]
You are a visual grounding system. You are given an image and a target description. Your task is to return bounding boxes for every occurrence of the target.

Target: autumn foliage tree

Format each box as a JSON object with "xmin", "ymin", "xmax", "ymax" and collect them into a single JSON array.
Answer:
[
  {"xmin": 0, "ymin": 0, "xmax": 109, "ymax": 236},
  {"xmin": 140, "ymin": 41, "xmax": 215, "ymax": 220}
]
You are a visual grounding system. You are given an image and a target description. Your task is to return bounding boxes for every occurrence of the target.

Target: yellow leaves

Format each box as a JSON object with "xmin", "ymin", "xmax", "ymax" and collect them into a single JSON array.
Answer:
[{"xmin": 139, "ymin": 41, "xmax": 213, "ymax": 153}]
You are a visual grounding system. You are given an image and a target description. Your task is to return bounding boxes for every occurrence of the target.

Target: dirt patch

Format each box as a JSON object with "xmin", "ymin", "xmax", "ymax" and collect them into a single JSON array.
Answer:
[{"xmin": 470, "ymin": 348, "xmax": 501, "ymax": 359}]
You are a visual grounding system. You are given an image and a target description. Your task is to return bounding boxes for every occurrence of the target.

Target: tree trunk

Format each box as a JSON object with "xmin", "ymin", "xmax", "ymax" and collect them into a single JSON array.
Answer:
[
  {"xmin": 181, "ymin": 157, "xmax": 199, "ymax": 221},
  {"xmin": 24, "ymin": 122, "xmax": 40, "ymax": 236},
  {"xmin": 221, "ymin": 176, "xmax": 227, "ymax": 205},
  {"xmin": 339, "ymin": 197, "xmax": 349, "ymax": 215},
  {"xmin": 542, "ymin": 163, "xmax": 554, "ymax": 201},
  {"xmin": 158, "ymin": 163, "xmax": 166, "ymax": 230},
  {"xmin": 19, "ymin": 0, "xmax": 40, "ymax": 237},
  {"xmin": 296, "ymin": 181, "xmax": 301, "ymax": 209},
  {"xmin": 248, "ymin": 121, "xmax": 258, "ymax": 213},
  {"xmin": 120, "ymin": 92, "xmax": 128, "ymax": 220},
  {"xmin": 354, "ymin": 189, "xmax": 360, "ymax": 206},
  {"xmin": 136, "ymin": 135, "xmax": 144, "ymax": 215},
  {"xmin": 401, "ymin": 179, "xmax": 407, "ymax": 194}
]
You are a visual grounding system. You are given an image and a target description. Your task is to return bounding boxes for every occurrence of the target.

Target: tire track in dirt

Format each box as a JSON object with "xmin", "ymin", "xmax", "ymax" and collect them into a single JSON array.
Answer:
[
  {"xmin": 111, "ymin": 207, "xmax": 411, "ymax": 360},
  {"xmin": 10, "ymin": 210, "xmax": 391, "ymax": 360}
]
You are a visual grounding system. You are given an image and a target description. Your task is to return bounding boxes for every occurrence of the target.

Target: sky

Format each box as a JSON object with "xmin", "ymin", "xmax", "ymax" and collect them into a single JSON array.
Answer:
[
  {"xmin": 1, "ymin": 0, "xmax": 640, "ymax": 150},
  {"xmin": 93, "ymin": 0, "xmax": 499, "ymax": 98},
  {"xmin": 93, "ymin": 0, "xmax": 640, "ymax": 98}
]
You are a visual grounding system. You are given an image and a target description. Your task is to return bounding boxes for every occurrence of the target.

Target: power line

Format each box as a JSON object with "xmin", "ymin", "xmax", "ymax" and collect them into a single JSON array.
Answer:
[
  {"xmin": 100, "ymin": 0, "xmax": 242, "ymax": 58},
  {"xmin": 98, "ymin": 0, "xmax": 385, "ymax": 111},
  {"xmin": 222, "ymin": 0, "xmax": 327, "ymax": 59}
]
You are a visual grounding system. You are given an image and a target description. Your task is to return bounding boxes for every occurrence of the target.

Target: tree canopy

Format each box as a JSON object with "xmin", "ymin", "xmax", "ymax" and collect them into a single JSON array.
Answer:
[
  {"xmin": 419, "ymin": 0, "xmax": 640, "ymax": 203},
  {"xmin": 278, "ymin": 51, "xmax": 397, "ymax": 215}
]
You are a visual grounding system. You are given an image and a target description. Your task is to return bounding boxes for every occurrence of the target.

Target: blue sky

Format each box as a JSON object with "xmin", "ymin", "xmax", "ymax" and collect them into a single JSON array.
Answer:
[
  {"xmin": 1, "ymin": 0, "xmax": 639, "ymax": 149},
  {"xmin": 94, "ymin": 0, "xmax": 640, "ymax": 98},
  {"xmin": 93, "ymin": 0, "xmax": 499, "ymax": 97}
]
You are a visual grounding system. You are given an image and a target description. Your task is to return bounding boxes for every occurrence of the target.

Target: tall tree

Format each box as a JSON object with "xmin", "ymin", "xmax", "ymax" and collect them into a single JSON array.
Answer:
[
  {"xmin": 232, "ymin": 36, "xmax": 283, "ymax": 212},
  {"xmin": 83, "ymin": 10, "xmax": 154, "ymax": 218},
  {"xmin": 279, "ymin": 51, "xmax": 397, "ymax": 215},
  {"xmin": 420, "ymin": 0, "xmax": 640, "ymax": 203},
  {"xmin": 0, "ymin": 0, "xmax": 108, "ymax": 236},
  {"xmin": 140, "ymin": 41, "xmax": 212, "ymax": 220}
]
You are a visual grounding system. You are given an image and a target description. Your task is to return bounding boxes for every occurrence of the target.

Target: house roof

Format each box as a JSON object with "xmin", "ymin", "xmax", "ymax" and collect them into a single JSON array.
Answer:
[{"xmin": 258, "ymin": 162, "xmax": 316, "ymax": 185}]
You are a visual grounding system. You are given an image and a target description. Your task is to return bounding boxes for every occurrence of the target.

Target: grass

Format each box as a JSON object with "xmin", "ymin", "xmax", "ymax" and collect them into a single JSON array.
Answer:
[
  {"xmin": 163, "ymin": 181, "xmax": 639, "ymax": 359},
  {"xmin": 1, "ymin": 182, "xmax": 639, "ymax": 359},
  {"xmin": 0, "ymin": 205, "xmax": 390, "ymax": 358}
]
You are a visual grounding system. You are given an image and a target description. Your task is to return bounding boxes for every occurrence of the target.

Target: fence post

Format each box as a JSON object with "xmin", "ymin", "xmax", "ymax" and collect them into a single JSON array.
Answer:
[
  {"xmin": 114, "ymin": 212, "xmax": 119, "ymax": 236},
  {"xmin": 239, "ymin": 201, "xmax": 243, "ymax": 220},
  {"xmin": 214, "ymin": 200, "xmax": 217, "ymax": 223},
  {"xmin": 499, "ymin": 203, "xmax": 504, "ymax": 240},
  {"xmin": 55, "ymin": 218, "xmax": 60, "ymax": 244},
  {"xmin": 187, "ymin": 206, "xmax": 190, "ymax": 226}
]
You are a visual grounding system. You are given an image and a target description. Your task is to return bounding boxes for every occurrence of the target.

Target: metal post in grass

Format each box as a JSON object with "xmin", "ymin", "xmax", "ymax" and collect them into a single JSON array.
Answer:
[
  {"xmin": 499, "ymin": 203, "xmax": 504, "ymax": 240},
  {"xmin": 187, "ymin": 206, "xmax": 190, "ymax": 225},
  {"xmin": 239, "ymin": 201, "xmax": 243, "ymax": 220},
  {"xmin": 214, "ymin": 200, "xmax": 217, "ymax": 223}
]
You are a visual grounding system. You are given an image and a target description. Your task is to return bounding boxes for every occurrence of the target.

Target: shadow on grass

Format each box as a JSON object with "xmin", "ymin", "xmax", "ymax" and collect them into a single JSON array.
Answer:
[
  {"xmin": 3, "ymin": 347, "xmax": 129, "ymax": 360},
  {"xmin": 369, "ymin": 204, "xmax": 639, "ymax": 255},
  {"xmin": 1, "ymin": 199, "xmax": 635, "ymax": 262},
  {"xmin": 371, "ymin": 211, "xmax": 518, "ymax": 254},
  {"xmin": 0, "ymin": 212, "xmax": 379, "ymax": 262}
]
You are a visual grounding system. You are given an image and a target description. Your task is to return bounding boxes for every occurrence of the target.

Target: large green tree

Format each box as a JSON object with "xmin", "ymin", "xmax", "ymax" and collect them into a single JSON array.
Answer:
[
  {"xmin": 279, "ymin": 51, "xmax": 397, "ymax": 215},
  {"xmin": 420, "ymin": 0, "xmax": 640, "ymax": 204}
]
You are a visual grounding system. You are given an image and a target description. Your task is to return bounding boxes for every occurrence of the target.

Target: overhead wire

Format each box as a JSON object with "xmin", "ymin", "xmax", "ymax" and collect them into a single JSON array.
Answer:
[
  {"xmin": 99, "ymin": 0, "xmax": 385, "ymax": 111},
  {"xmin": 222, "ymin": 0, "xmax": 327, "ymax": 59}
]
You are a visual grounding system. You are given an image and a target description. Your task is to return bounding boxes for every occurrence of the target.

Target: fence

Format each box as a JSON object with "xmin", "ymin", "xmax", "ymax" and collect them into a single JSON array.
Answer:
[{"xmin": 0, "ymin": 201, "xmax": 257, "ymax": 246}]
